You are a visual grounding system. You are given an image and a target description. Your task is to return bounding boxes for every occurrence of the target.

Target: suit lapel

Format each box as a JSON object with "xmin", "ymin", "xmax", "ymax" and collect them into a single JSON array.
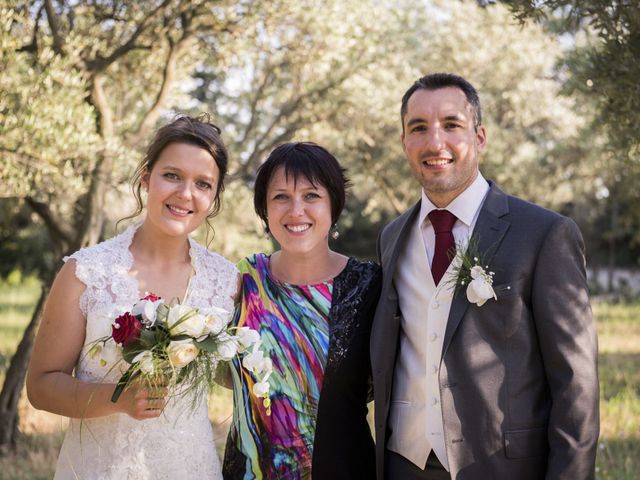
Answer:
[
  {"xmin": 371, "ymin": 202, "xmax": 420, "ymax": 370},
  {"xmin": 442, "ymin": 183, "xmax": 511, "ymax": 358},
  {"xmin": 380, "ymin": 202, "xmax": 421, "ymax": 294}
]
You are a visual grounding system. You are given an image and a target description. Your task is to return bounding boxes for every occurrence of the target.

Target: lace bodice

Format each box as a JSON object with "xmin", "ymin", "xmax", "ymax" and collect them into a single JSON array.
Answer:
[
  {"xmin": 69, "ymin": 222, "xmax": 236, "ymax": 319},
  {"xmin": 54, "ymin": 223, "xmax": 237, "ymax": 480}
]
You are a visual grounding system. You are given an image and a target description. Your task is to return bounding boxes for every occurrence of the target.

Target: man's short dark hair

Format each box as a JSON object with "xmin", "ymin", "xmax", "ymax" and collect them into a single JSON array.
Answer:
[
  {"xmin": 254, "ymin": 142, "xmax": 350, "ymax": 228},
  {"xmin": 400, "ymin": 73, "xmax": 482, "ymax": 131}
]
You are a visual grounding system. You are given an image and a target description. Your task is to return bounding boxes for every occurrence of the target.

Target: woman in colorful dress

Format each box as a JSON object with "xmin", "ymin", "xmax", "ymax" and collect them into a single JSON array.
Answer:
[
  {"xmin": 26, "ymin": 115, "xmax": 237, "ymax": 479},
  {"xmin": 223, "ymin": 142, "xmax": 380, "ymax": 479}
]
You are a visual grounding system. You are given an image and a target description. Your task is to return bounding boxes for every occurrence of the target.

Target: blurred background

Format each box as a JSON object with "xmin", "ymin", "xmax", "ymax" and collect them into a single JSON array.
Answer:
[{"xmin": 1, "ymin": 0, "xmax": 638, "ymax": 478}]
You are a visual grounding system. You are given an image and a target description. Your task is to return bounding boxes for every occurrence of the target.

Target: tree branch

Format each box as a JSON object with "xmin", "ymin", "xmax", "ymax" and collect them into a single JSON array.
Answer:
[
  {"xmin": 127, "ymin": 35, "xmax": 193, "ymax": 145},
  {"xmin": 24, "ymin": 197, "xmax": 74, "ymax": 246},
  {"xmin": 44, "ymin": 0, "xmax": 65, "ymax": 55},
  {"xmin": 234, "ymin": 66, "xmax": 355, "ymax": 177},
  {"xmin": 358, "ymin": 139, "xmax": 409, "ymax": 214},
  {"xmin": 233, "ymin": 123, "xmax": 298, "ymax": 181},
  {"xmin": 73, "ymin": 72, "xmax": 115, "ymax": 248},
  {"xmin": 85, "ymin": 0, "xmax": 173, "ymax": 73},
  {"xmin": 238, "ymin": 61, "xmax": 275, "ymax": 146},
  {"xmin": 89, "ymin": 73, "xmax": 114, "ymax": 139},
  {"xmin": 372, "ymin": 171, "xmax": 408, "ymax": 215},
  {"xmin": 17, "ymin": 4, "xmax": 44, "ymax": 54}
]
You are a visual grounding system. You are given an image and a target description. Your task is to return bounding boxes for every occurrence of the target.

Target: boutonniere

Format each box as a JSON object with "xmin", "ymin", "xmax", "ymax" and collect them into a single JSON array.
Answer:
[{"xmin": 449, "ymin": 236, "xmax": 497, "ymax": 306}]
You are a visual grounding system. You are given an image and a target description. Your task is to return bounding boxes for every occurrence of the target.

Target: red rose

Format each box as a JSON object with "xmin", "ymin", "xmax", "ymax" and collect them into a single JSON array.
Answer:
[
  {"xmin": 142, "ymin": 293, "xmax": 161, "ymax": 302},
  {"xmin": 112, "ymin": 312, "xmax": 142, "ymax": 345}
]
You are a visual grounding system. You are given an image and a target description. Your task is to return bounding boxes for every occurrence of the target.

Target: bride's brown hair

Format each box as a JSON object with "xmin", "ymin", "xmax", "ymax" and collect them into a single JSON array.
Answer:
[{"xmin": 121, "ymin": 114, "xmax": 229, "ymax": 236}]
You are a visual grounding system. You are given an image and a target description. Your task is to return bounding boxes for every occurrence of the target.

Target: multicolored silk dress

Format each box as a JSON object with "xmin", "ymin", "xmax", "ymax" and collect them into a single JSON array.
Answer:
[{"xmin": 223, "ymin": 253, "xmax": 381, "ymax": 480}]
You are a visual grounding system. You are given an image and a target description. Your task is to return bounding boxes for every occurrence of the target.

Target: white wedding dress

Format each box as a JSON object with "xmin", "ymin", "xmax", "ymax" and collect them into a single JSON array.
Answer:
[{"xmin": 54, "ymin": 223, "xmax": 237, "ymax": 480}]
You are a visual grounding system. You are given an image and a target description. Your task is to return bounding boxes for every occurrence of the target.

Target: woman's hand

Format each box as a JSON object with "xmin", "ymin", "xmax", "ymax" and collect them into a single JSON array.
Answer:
[{"xmin": 119, "ymin": 383, "xmax": 169, "ymax": 420}]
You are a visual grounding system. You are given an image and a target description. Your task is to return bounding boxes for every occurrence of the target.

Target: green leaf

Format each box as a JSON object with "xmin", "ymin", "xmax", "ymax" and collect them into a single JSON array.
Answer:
[
  {"xmin": 169, "ymin": 334, "xmax": 192, "ymax": 342},
  {"xmin": 138, "ymin": 329, "xmax": 156, "ymax": 349},
  {"xmin": 195, "ymin": 336, "xmax": 217, "ymax": 353},
  {"xmin": 122, "ymin": 343, "xmax": 144, "ymax": 364},
  {"xmin": 111, "ymin": 366, "xmax": 137, "ymax": 403}
]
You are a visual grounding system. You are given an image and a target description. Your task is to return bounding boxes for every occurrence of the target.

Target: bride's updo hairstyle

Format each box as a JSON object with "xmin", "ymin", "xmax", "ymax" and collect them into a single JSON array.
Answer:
[{"xmin": 126, "ymin": 114, "xmax": 229, "ymax": 227}]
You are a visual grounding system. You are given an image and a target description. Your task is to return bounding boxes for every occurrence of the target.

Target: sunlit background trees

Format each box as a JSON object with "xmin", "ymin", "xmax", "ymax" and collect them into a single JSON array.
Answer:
[{"xmin": 1, "ymin": 0, "xmax": 638, "ymax": 476}]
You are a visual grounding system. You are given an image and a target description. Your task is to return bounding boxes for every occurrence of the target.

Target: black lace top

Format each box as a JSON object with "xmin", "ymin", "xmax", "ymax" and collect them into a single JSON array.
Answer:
[{"xmin": 312, "ymin": 257, "xmax": 381, "ymax": 479}]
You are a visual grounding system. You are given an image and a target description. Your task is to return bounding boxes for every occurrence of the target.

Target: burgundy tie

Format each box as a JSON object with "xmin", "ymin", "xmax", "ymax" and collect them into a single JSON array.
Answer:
[{"xmin": 428, "ymin": 210, "xmax": 457, "ymax": 285}]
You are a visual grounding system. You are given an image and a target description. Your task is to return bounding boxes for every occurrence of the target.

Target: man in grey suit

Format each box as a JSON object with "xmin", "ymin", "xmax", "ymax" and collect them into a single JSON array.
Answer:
[{"xmin": 371, "ymin": 73, "xmax": 599, "ymax": 480}]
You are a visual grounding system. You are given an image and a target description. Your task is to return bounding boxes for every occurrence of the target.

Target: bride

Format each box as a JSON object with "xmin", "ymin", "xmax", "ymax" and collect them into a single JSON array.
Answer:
[{"xmin": 26, "ymin": 115, "xmax": 237, "ymax": 479}]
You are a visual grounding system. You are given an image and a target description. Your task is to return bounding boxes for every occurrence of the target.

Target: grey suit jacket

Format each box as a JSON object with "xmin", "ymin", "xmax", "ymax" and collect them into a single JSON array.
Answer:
[{"xmin": 371, "ymin": 183, "xmax": 599, "ymax": 480}]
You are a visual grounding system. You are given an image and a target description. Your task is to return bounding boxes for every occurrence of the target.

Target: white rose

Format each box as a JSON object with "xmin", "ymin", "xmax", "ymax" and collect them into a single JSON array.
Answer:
[
  {"xmin": 236, "ymin": 327, "xmax": 261, "ymax": 350},
  {"xmin": 132, "ymin": 350, "xmax": 155, "ymax": 374},
  {"xmin": 132, "ymin": 299, "xmax": 162, "ymax": 327},
  {"xmin": 215, "ymin": 333, "xmax": 239, "ymax": 361},
  {"xmin": 252, "ymin": 381, "xmax": 270, "ymax": 398},
  {"xmin": 466, "ymin": 277, "xmax": 497, "ymax": 306},
  {"xmin": 167, "ymin": 339, "xmax": 199, "ymax": 368},
  {"xmin": 202, "ymin": 306, "xmax": 231, "ymax": 336},
  {"xmin": 167, "ymin": 305, "xmax": 207, "ymax": 338}
]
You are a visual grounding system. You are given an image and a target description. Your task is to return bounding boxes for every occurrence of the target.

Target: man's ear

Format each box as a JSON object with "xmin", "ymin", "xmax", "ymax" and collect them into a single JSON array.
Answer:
[
  {"xmin": 475, "ymin": 125, "xmax": 487, "ymax": 152},
  {"xmin": 400, "ymin": 131, "xmax": 407, "ymax": 154}
]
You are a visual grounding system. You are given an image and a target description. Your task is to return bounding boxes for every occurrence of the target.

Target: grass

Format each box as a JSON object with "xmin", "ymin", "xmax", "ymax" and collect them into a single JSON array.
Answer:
[
  {"xmin": 0, "ymin": 283, "xmax": 638, "ymax": 478},
  {"xmin": 593, "ymin": 301, "xmax": 640, "ymax": 479}
]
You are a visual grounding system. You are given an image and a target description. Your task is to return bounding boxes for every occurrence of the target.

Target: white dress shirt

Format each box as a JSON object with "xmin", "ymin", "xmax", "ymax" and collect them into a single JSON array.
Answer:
[{"xmin": 419, "ymin": 172, "xmax": 490, "ymax": 268}]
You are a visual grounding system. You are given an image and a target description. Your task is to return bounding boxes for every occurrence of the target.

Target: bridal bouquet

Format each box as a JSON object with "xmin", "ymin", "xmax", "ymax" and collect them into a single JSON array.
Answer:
[{"xmin": 93, "ymin": 293, "xmax": 272, "ymax": 405}]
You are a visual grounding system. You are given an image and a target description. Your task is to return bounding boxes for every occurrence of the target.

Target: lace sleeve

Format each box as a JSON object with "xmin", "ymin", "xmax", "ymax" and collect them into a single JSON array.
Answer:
[
  {"xmin": 62, "ymin": 228, "xmax": 136, "ymax": 317},
  {"xmin": 189, "ymin": 242, "xmax": 239, "ymax": 313},
  {"xmin": 63, "ymin": 249, "xmax": 99, "ymax": 317}
]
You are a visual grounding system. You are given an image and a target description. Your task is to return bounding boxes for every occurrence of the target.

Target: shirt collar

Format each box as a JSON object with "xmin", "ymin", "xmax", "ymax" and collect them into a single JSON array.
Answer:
[{"xmin": 419, "ymin": 172, "xmax": 490, "ymax": 227}]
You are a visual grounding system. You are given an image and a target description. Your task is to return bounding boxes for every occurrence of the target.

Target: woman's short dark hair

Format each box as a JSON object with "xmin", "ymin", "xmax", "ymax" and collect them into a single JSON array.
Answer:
[
  {"xmin": 254, "ymin": 142, "xmax": 350, "ymax": 229},
  {"xmin": 125, "ymin": 113, "xmax": 228, "ymax": 227}
]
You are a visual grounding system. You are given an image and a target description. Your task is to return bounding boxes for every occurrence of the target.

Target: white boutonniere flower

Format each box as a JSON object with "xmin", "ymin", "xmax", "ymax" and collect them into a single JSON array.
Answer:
[
  {"xmin": 465, "ymin": 265, "xmax": 497, "ymax": 306},
  {"xmin": 448, "ymin": 237, "xmax": 498, "ymax": 307},
  {"xmin": 252, "ymin": 380, "xmax": 271, "ymax": 398}
]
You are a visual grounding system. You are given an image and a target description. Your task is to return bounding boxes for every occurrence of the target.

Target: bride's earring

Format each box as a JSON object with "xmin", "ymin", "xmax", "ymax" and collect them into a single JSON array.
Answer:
[{"xmin": 330, "ymin": 224, "xmax": 340, "ymax": 240}]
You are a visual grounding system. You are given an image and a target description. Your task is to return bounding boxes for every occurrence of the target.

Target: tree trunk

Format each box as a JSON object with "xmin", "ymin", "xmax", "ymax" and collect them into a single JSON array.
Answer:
[
  {"xmin": 0, "ymin": 66, "xmax": 120, "ymax": 456},
  {"xmin": 607, "ymin": 196, "xmax": 619, "ymax": 293},
  {"xmin": 0, "ymin": 282, "xmax": 50, "ymax": 455},
  {"xmin": 0, "ymin": 211, "xmax": 104, "ymax": 456}
]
